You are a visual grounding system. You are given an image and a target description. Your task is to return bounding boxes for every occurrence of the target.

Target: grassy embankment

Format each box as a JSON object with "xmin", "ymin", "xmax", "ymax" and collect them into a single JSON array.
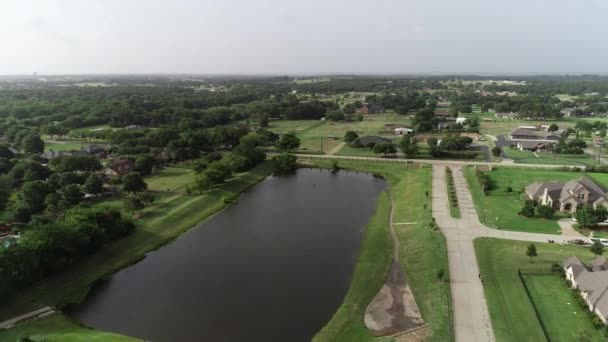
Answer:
[
  {"xmin": 0, "ymin": 162, "xmax": 274, "ymax": 341},
  {"xmin": 445, "ymin": 167, "xmax": 461, "ymax": 218},
  {"xmin": 311, "ymin": 160, "xmax": 453, "ymax": 342},
  {"xmin": 475, "ymin": 238, "xmax": 605, "ymax": 342}
]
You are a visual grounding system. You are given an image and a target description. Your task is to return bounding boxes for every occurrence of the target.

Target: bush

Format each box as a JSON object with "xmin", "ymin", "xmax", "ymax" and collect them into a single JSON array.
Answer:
[
  {"xmin": 519, "ymin": 201, "xmax": 535, "ymax": 217},
  {"xmin": 536, "ymin": 205, "xmax": 555, "ymax": 219}
]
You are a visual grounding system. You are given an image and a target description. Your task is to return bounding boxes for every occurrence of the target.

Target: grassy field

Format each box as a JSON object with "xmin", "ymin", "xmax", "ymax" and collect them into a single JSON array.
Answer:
[
  {"xmin": 0, "ymin": 314, "xmax": 140, "ymax": 342},
  {"xmin": 0, "ymin": 162, "xmax": 274, "ymax": 325},
  {"xmin": 311, "ymin": 160, "xmax": 452, "ymax": 342},
  {"xmin": 145, "ymin": 167, "xmax": 196, "ymax": 193},
  {"xmin": 503, "ymin": 147, "xmax": 597, "ymax": 166},
  {"xmin": 475, "ymin": 238, "xmax": 603, "ymax": 342},
  {"xmin": 523, "ymin": 274, "xmax": 605, "ymax": 342},
  {"xmin": 464, "ymin": 166, "xmax": 574, "ymax": 234},
  {"xmin": 271, "ymin": 114, "xmax": 411, "ymax": 154}
]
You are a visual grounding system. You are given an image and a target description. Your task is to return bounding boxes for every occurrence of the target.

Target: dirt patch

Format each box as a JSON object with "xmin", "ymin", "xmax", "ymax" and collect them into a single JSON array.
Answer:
[{"xmin": 364, "ymin": 260, "xmax": 425, "ymax": 337}]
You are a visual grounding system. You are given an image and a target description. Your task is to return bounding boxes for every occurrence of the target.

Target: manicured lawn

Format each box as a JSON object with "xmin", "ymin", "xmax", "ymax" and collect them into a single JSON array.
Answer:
[
  {"xmin": 145, "ymin": 167, "xmax": 196, "ymax": 193},
  {"xmin": 464, "ymin": 166, "xmax": 567, "ymax": 234},
  {"xmin": 503, "ymin": 147, "xmax": 596, "ymax": 166},
  {"xmin": 311, "ymin": 160, "xmax": 452, "ymax": 342},
  {"xmin": 523, "ymin": 274, "xmax": 605, "ymax": 342},
  {"xmin": 0, "ymin": 314, "xmax": 139, "ymax": 342},
  {"xmin": 0, "ymin": 162, "xmax": 274, "ymax": 325},
  {"xmin": 475, "ymin": 238, "xmax": 602, "ymax": 342}
]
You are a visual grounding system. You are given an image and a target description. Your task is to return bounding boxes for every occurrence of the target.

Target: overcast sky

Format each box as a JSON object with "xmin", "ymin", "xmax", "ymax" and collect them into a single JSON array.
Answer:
[{"xmin": 1, "ymin": 0, "xmax": 607, "ymax": 75}]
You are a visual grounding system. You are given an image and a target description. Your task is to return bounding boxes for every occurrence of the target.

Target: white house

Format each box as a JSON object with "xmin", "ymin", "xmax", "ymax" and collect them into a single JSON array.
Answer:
[
  {"xmin": 394, "ymin": 127, "xmax": 413, "ymax": 135},
  {"xmin": 456, "ymin": 117, "xmax": 467, "ymax": 124}
]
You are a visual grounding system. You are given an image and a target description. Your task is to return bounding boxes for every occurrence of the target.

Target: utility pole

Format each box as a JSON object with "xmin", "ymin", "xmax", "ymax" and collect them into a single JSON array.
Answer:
[
  {"xmin": 599, "ymin": 143, "xmax": 603, "ymax": 165},
  {"xmin": 321, "ymin": 136, "xmax": 324, "ymax": 154}
]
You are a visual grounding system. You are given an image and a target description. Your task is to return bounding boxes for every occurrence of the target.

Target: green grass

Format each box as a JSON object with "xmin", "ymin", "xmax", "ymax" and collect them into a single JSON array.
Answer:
[
  {"xmin": 523, "ymin": 274, "xmax": 605, "ymax": 342},
  {"xmin": 0, "ymin": 314, "xmax": 140, "ymax": 342},
  {"xmin": 0, "ymin": 162, "xmax": 274, "ymax": 324},
  {"xmin": 445, "ymin": 168, "xmax": 461, "ymax": 218},
  {"xmin": 145, "ymin": 167, "xmax": 196, "ymax": 193},
  {"xmin": 311, "ymin": 160, "xmax": 452, "ymax": 342},
  {"xmin": 503, "ymin": 147, "xmax": 596, "ymax": 166},
  {"xmin": 475, "ymin": 238, "xmax": 603, "ymax": 342},
  {"xmin": 464, "ymin": 166, "xmax": 573, "ymax": 234}
]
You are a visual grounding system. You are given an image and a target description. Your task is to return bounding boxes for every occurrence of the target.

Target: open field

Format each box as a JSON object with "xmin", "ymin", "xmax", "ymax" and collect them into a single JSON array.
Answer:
[
  {"xmin": 0, "ymin": 162, "xmax": 274, "ymax": 324},
  {"xmin": 0, "ymin": 314, "xmax": 139, "ymax": 342},
  {"xmin": 311, "ymin": 160, "xmax": 452, "ymax": 342},
  {"xmin": 145, "ymin": 167, "xmax": 196, "ymax": 193},
  {"xmin": 503, "ymin": 147, "xmax": 597, "ymax": 166},
  {"xmin": 475, "ymin": 238, "xmax": 603, "ymax": 342},
  {"xmin": 523, "ymin": 274, "xmax": 605, "ymax": 342},
  {"xmin": 271, "ymin": 114, "xmax": 411, "ymax": 154}
]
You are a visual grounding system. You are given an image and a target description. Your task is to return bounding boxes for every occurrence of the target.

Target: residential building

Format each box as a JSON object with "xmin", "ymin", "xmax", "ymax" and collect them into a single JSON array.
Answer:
[
  {"xmin": 394, "ymin": 128, "xmax": 413, "ymax": 135},
  {"xmin": 509, "ymin": 128, "xmax": 561, "ymax": 141},
  {"xmin": 516, "ymin": 141, "xmax": 551, "ymax": 152},
  {"xmin": 495, "ymin": 112, "xmax": 516, "ymax": 119},
  {"xmin": 564, "ymin": 256, "xmax": 608, "ymax": 324},
  {"xmin": 525, "ymin": 177, "xmax": 608, "ymax": 213},
  {"xmin": 103, "ymin": 160, "xmax": 135, "ymax": 177},
  {"xmin": 355, "ymin": 136, "xmax": 391, "ymax": 148}
]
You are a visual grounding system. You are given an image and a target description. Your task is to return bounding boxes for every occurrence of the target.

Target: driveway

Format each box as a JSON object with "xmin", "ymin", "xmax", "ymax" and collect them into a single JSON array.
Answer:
[
  {"xmin": 431, "ymin": 164, "xmax": 585, "ymax": 342},
  {"xmin": 494, "ymin": 135, "xmax": 511, "ymax": 159}
]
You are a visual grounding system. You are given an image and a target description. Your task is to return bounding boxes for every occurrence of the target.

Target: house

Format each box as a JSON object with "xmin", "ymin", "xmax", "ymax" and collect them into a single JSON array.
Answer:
[
  {"xmin": 394, "ymin": 128, "xmax": 413, "ymax": 135},
  {"xmin": 124, "ymin": 124, "xmax": 143, "ymax": 130},
  {"xmin": 495, "ymin": 112, "xmax": 516, "ymax": 119},
  {"xmin": 436, "ymin": 102, "xmax": 450, "ymax": 108},
  {"xmin": 525, "ymin": 177, "xmax": 608, "ymax": 213},
  {"xmin": 103, "ymin": 160, "xmax": 135, "ymax": 177},
  {"xmin": 564, "ymin": 256, "xmax": 608, "ymax": 324},
  {"xmin": 456, "ymin": 117, "xmax": 467, "ymax": 124},
  {"xmin": 359, "ymin": 104, "xmax": 385, "ymax": 115},
  {"xmin": 516, "ymin": 141, "xmax": 551, "ymax": 152},
  {"xmin": 40, "ymin": 149, "xmax": 88, "ymax": 161},
  {"xmin": 561, "ymin": 108, "xmax": 579, "ymax": 117},
  {"xmin": 509, "ymin": 128, "xmax": 561, "ymax": 141},
  {"xmin": 82, "ymin": 144, "xmax": 106, "ymax": 155},
  {"xmin": 355, "ymin": 136, "xmax": 391, "ymax": 148},
  {"xmin": 434, "ymin": 109, "xmax": 450, "ymax": 117}
]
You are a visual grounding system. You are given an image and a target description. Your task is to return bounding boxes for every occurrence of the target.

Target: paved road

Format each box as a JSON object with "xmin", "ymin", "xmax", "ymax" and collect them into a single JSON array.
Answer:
[
  {"xmin": 294, "ymin": 153, "xmax": 584, "ymax": 170},
  {"xmin": 432, "ymin": 164, "xmax": 588, "ymax": 342}
]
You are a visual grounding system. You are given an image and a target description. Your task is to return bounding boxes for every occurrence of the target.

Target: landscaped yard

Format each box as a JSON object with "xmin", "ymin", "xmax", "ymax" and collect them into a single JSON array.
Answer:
[
  {"xmin": 145, "ymin": 167, "xmax": 196, "ymax": 193},
  {"xmin": 464, "ymin": 166, "xmax": 573, "ymax": 234},
  {"xmin": 311, "ymin": 160, "xmax": 452, "ymax": 342},
  {"xmin": 523, "ymin": 274, "xmax": 605, "ymax": 342},
  {"xmin": 475, "ymin": 238, "xmax": 603, "ymax": 342}
]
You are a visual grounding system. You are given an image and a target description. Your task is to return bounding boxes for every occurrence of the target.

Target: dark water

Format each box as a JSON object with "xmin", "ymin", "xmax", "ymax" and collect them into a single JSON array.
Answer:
[{"xmin": 70, "ymin": 168, "xmax": 385, "ymax": 342}]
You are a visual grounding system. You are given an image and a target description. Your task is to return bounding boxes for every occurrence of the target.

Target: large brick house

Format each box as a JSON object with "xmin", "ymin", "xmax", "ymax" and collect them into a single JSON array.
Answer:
[
  {"xmin": 525, "ymin": 177, "xmax": 608, "ymax": 213},
  {"xmin": 104, "ymin": 160, "xmax": 135, "ymax": 177},
  {"xmin": 564, "ymin": 256, "xmax": 608, "ymax": 324}
]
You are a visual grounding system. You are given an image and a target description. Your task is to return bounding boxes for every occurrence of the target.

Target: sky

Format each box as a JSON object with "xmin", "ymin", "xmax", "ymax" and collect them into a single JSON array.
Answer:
[{"xmin": 1, "ymin": 0, "xmax": 607, "ymax": 75}]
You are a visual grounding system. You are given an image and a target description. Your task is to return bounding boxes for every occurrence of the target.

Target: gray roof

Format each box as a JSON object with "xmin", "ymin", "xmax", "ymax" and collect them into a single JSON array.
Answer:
[
  {"xmin": 526, "ymin": 177, "xmax": 607, "ymax": 204},
  {"xmin": 511, "ymin": 128, "xmax": 539, "ymax": 137},
  {"xmin": 525, "ymin": 181, "xmax": 564, "ymax": 200},
  {"xmin": 566, "ymin": 257, "xmax": 608, "ymax": 318},
  {"xmin": 518, "ymin": 141, "xmax": 549, "ymax": 150}
]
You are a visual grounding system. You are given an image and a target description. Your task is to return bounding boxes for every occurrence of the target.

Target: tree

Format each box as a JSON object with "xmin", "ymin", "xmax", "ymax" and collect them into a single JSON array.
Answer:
[
  {"xmin": 276, "ymin": 132, "xmax": 301, "ymax": 152},
  {"xmin": 526, "ymin": 244, "xmax": 538, "ymax": 263},
  {"xmin": 536, "ymin": 205, "xmax": 555, "ymax": 219},
  {"xmin": 591, "ymin": 240, "xmax": 605, "ymax": 257},
  {"xmin": 575, "ymin": 206, "xmax": 600, "ymax": 228},
  {"xmin": 399, "ymin": 134, "xmax": 418, "ymax": 156},
  {"xmin": 19, "ymin": 180, "xmax": 52, "ymax": 214},
  {"xmin": 547, "ymin": 123, "xmax": 559, "ymax": 133},
  {"xmin": 122, "ymin": 172, "xmax": 148, "ymax": 193},
  {"xmin": 21, "ymin": 134, "xmax": 44, "ymax": 154},
  {"xmin": 84, "ymin": 174, "xmax": 104, "ymax": 195},
  {"xmin": 0, "ymin": 175, "xmax": 11, "ymax": 209},
  {"xmin": 134, "ymin": 155, "xmax": 155, "ymax": 176},
  {"xmin": 124, "ymin": 195, "xmax": 145, "ymax": 215},
  {"xmin": 491, "ymin": 147, "xmax": 501, "ymax": 157},
  {"xmin": 272, "ymin": 153, "xmax": 297, "ymax": 174},
  {"xmin": 373, "ymin": 142, "xmax": 397, "ymax": 157},
  {"xmin": 60, "ymin": 184, "xmax": 84, "ymax": 206},
  {"xmin": 344, "ymin": 131, "xmax": 358, "ymax": 143}
]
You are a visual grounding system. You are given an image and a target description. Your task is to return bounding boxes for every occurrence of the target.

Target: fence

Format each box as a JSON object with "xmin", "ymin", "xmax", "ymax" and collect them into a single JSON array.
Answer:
[{"xmin": 517, "ymin": 269, "xmax": 552, "ymax": 342}]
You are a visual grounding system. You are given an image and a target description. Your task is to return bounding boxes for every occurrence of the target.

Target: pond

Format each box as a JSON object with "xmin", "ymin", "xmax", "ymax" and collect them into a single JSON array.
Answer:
[{"xmin": 70, "ymin": 168, "xmax": 386, "ymax": 341}]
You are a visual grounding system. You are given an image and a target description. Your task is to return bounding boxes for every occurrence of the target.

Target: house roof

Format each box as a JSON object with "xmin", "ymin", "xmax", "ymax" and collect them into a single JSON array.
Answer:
[
  {"xmin": 525, "ymin": 181, "xmax": 564, "ymax": 200},
  {"xmin": 518, "ymin": 141, "xmax": 548, "ymax": 150},
  {"xmin": 592, "ymin": 256, "xmax": 608, "ymax": 272},
  {"xmin": 559, "ymin": 177, "xmax": 607, "ymax": 203},
  {"xmin": 107, "ymin": 160, "xmax": 134, "ymax": 174},
  {"xmin": 565, "ymin": 256, "xmax": 608, "ymax": 318},
  {"xmin": 510, "ymin": 128, "xmax": 540, "ymax": 137},
  {"xmin": 357, "ymin": 136, "xmax": 390, "ymax": 146}
]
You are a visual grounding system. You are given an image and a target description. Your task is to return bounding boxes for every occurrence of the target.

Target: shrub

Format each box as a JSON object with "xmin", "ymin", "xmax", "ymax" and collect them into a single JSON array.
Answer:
[
  {"xmin": 519, "ymin": 201, "xmax": 535, "ymax": 217},
  {"xmin": 536, "ymin": 205, "xmax": 555, "ymax": 219}
]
